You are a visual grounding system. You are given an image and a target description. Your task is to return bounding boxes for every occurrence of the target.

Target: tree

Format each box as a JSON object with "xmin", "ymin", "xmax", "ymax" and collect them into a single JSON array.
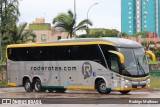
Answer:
[
  {"xmin": 78, "ymin": 28, "xmax": 120, "ymax": 38},
  {"xmin": 53, "ymin": 10, "xmax": 92, "ymax": 38},
  {"xmin": 0, "ymin": 0, "xmax": 20, "ymax": 35},
  {"xmin": 141, "ymin": 41, "xmax": 155, "ymax": 50},
  {"xmin": 0, "ymin": 0, "xmax": 20, "ymax": 60},
  {"xmin": 2, "ymin": 22, "xmax": 36, "ymax": 45},
  {"xmin": 133, "ymin": 31, "xmax": 150, "ymax": 38}
]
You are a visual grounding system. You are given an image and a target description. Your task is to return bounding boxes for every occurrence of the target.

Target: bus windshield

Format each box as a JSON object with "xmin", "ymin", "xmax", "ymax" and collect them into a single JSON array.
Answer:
[{"xmin": 118, "ymin": 48, "xmax": 149, "ymax": 77}]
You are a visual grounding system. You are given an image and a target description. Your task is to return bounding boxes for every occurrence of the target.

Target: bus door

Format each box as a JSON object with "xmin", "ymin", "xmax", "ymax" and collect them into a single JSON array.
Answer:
[{"xmin": 109, "ymin": 55, "xmax": 121, "ymax": 89}]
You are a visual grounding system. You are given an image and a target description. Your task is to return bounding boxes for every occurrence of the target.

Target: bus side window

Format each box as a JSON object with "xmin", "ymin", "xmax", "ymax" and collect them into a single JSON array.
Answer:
[{"xmin": 110, "ymin": 56, "xmax": 119, "ymax": 73}]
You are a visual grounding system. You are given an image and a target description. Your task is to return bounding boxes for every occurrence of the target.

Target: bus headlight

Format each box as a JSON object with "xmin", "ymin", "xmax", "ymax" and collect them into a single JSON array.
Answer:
[
  {"xmin": 147, "ymin": 79, "xmax": 150, "ymax": 82},
  {"xmin": 125, "ymin": 80, "xmax": 129, "ymax": 83}
]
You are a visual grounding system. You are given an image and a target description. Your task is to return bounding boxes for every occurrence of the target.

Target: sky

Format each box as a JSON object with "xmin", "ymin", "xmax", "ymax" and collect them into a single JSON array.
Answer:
[{"xmin": 19, "ymin": 0, "xmax": 121, "ymax": 31}]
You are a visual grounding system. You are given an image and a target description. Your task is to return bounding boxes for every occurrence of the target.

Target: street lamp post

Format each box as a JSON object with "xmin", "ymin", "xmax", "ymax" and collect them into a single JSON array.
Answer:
[
  {"xmin": 74, "ymin": 0, "xmax": 76, "ymax": 17},
  {"xmin": 87, "ymin": 3, "xmax": 98, "ymax": 33}
]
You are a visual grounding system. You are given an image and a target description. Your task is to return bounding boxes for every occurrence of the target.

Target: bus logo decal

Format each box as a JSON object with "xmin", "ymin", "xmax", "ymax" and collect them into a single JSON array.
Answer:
[{"xmin": 82, "ymin": 62, "xmax": 92, "ymax": 78}]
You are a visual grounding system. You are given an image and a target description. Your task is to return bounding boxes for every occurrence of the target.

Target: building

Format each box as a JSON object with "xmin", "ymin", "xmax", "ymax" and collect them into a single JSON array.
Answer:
[
  {"xmin": 28, "ymin": 18, "xmax": 68, "ymax": 42},
  {"xmin": 121, "ymin": 0, "xmax": 160, "ymax": 38}
]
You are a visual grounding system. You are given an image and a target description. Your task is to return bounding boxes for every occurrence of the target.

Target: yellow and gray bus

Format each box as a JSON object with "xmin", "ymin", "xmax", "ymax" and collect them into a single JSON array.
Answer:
[{"xmin": 6, "ymin": 38, "xmax": 155, "ymax": 94}]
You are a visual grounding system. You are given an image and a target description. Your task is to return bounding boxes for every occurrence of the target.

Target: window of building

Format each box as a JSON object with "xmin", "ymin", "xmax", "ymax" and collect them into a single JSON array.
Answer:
[
  {"xmin": 41, "ymin": 34, "xmax": 46, "ymax": 42},
  {"xmin": 144, "ymin": 25, "xmax": 147, "ymax": 28},
  {"xmin": 128, "ymin": 12, "xmax": 132, "ymax": 14},
  {"xmin": 128, "ymin": 21, "xmax": 132, "ymax": 23},
  {"xmin": 144, "ymin": 16, "xmax": 147, "ymax": 18},
  {"xmin": 129, "ymin": 30, "xmax": 132, "ymax": 33}
]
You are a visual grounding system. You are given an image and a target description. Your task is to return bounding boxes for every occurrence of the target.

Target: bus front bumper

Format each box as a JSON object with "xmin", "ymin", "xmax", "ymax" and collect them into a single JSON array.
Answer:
[{"xmin": 114, "ymin": 78, "xmax": 150, "ymax": 91}]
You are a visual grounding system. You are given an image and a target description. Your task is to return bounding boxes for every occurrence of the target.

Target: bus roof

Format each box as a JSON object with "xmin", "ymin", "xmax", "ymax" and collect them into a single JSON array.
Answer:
[{"xmin": 7, "ymin": 37, "xmax": 143, "ymax": 48}]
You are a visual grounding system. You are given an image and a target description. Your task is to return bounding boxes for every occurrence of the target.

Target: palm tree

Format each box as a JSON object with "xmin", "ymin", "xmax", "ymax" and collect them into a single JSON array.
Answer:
[
  {"xmin": 2, "ymin": 22, "xmax": 36, "ymax": 46},
  {"xmin": 53, "ymin": 10, "xmax": 93, "ymax": 38}
]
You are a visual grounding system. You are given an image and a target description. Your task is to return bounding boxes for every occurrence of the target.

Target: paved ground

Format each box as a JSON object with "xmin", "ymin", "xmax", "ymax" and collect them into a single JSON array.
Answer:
[{"xmin": 0, "ymin": 87, "xmax": 160, "ymax": 107}]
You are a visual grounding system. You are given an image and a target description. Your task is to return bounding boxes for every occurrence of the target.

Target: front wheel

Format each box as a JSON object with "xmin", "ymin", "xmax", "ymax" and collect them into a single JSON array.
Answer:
[
  {"xmin": 33, "ymin": 79, "xmax": 46, "ymax": 92},
  {"xmin": 24, "ymin": 79, "xmax": 33, "ymax": 92},
  {"xmin": 96, "ymin": 79, "xmax": 111, "ymax": 94},
  {"xmin": 119, "ymin": 90, "xmax": 131, "ymax": 94}
]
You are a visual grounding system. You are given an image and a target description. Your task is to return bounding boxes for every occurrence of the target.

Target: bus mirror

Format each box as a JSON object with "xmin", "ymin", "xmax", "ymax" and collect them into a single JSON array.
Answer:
[
  {"xmin": 146, "ymin": 51, "xmax": 156, "ymax": 62},
  {"xmin": 109, "ymin": 50, "xmax": 125, "ymax": 64}
]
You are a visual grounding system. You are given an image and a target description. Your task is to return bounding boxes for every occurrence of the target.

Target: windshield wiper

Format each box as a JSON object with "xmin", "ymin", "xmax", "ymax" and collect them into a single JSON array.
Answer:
[{"xmin": 136, "ymin": 58, "xmax": 146, "ymax": 75}]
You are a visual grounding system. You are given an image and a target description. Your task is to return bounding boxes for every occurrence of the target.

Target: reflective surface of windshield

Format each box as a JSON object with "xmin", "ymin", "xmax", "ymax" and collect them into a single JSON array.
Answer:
[{"xmin": 118, "ymin": 48, "xmax": 149, "ymax": 77}]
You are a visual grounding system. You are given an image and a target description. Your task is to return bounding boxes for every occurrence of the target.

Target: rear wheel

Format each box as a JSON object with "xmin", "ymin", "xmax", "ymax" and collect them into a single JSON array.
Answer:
[
  {"xmin": 24, "ymin": 79, "xmax": 33, "ymax": 92},
  {"xmin": 96, "ymin": 79, "xmax": 111, "ymax": 94},
  {"xmin": 119, "ymin": 90, "xmax": 131, "ymax": 94},
  {"xmin": 33, "ymin": 79, "xmax": 46, "ymax": 92},
  {"xmin": 55, "ymin": 88, "xmax": 66, "ymax": 93}
]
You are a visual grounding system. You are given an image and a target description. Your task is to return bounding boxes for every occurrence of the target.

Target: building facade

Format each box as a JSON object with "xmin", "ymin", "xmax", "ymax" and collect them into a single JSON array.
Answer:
[
  {"xmin": 121, "ymin": 0, "xmax": 160, "ymax": 38},
  {"xmin": 28, "ymin": 18, "xmax": 68, "ymax": 42}
]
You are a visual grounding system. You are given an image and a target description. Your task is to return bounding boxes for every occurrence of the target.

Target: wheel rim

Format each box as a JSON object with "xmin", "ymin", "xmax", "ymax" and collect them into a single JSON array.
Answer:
[
  {"xmin": 35, "ymin": 82, "xmax": 40, "ymax": 91},
  {"xmin": 100, "ymin": 83, "xmax": 107, "ymax": 91},
  {"xmin": 25, "ymin": 82, "xmax": 30, "ymax": 90}
]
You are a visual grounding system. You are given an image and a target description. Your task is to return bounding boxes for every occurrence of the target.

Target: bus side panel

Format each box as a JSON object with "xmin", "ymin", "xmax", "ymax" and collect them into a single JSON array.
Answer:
[{"xmin": 7, "ymin": 60, "xmax": 23, "ymax": 86}]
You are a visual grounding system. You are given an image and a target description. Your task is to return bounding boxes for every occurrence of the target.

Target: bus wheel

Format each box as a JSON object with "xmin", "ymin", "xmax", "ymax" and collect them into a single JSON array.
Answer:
[
  {"xmin": 48, "ymin": 89, "xmax": 54, "ymax": 93},
  {"xmin": 119, "ymin": 91, "xmax": 130, "ymax": 94},
  {"xmin": 24, "ymin": 79, "xmax": 33, "ymax": 92},
  {"xmin": 55, "ymin": 88, "xmax": 66, "ymax": 93},
  {"xmin": 33, "ymin": 79, "xmax": 45, "ymax": 92},
  {"xmin": 96, "ymin": 80, "xmax": 111, "ymax": 94}
]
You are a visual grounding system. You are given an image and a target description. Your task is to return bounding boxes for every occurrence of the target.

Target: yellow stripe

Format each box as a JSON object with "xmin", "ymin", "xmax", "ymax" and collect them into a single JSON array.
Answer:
[
  {"xmin": 146, "ymin": 51, "xmax": 156, "ymax": 62},
  {"xmin": 109, "ymin": 50, "xmax": 125, "ymax": 64},
  {"xmin": 7, "ymin": 41, "xmax": 115, "ymax": 48},
  {"xmin": 8, "ymin": 82, "xmax": 16, "ymax": 86},
  {"xmin": 67, "ymin": 86, "xmax": 95, "ymax": 90},
  {"xmin": 116, "ymin": 74, "xmax": 150, "ymax": 80}
]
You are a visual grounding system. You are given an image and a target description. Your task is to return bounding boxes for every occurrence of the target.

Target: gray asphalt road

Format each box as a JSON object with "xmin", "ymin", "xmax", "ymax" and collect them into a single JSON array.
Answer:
[{"xmin": 0, "ymin": 87, "xmax": 160, "ymax": 107}]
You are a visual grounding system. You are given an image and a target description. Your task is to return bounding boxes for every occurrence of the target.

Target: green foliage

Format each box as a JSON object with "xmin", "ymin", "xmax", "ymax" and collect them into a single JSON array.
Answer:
[
  {"xmin": 149, "ymin": 61, "xmax": 160, "ymax": 64},
  {"xmin": 78, "ymin": 29, "xmax": 120, "ymax": 38},
  {"xmin": 0, "ymin": 0, "xmax": 20, "ymax": 35},
  {"xmin": 0, "ymin": 0, "xmax": 20, "ymax": 61},
  {"xmin": 141, "ymin": 41, "xmax": 155, "ymax": 50},
  {"xmin": 154, "ymin": 47, "xmax": 160, "ymax": 60},
  {"xmin": 121, "ymin": 32, "xmax": 130, "ymax": 37},
  {"xmin": 2, "ymin": 22, "xmax": 36, "ymax": 45},
  {"xmin": 150, "ymin": 71, "xmax": 160, "ymax": 89},
  {"xmin": 53, "ymin": 10, "xmax": 92, "ymax": 38},
  {"xmin": 0, "ymin": 80, "xmax": 7, "ymax": 86},
  {"xmin": 133, "ymin": 31, "xmax": 150, "ymax": 38}
]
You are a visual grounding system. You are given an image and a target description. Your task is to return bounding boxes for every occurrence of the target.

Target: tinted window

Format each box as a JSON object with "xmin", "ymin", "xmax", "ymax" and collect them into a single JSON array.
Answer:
[
  {"xmin": 100, "ymin": 45, "xmax": 116, "ymax": 67},
  {"xmin": 7, "ymin": 45, "xmax": 106, "ymax": 67},
  {"xmin": 110, "ymin": 56, "xmax": 119, "ymax": 73}
]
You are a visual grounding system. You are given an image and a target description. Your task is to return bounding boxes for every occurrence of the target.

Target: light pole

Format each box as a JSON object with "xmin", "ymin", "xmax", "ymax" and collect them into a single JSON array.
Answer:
[
  {"xmin": 74, "ymin": 0, "xmax": 76, "ymax": 17},
  {"xmin": 87, "ymin": 3, "xmax": 98, "ymax": 34}
]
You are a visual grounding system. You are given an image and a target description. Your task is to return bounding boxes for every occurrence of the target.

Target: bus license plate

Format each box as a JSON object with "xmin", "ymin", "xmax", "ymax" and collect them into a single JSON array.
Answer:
[{"xmin": 137, "ymin": 86, "xmax": 142, "ymax": 88}]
